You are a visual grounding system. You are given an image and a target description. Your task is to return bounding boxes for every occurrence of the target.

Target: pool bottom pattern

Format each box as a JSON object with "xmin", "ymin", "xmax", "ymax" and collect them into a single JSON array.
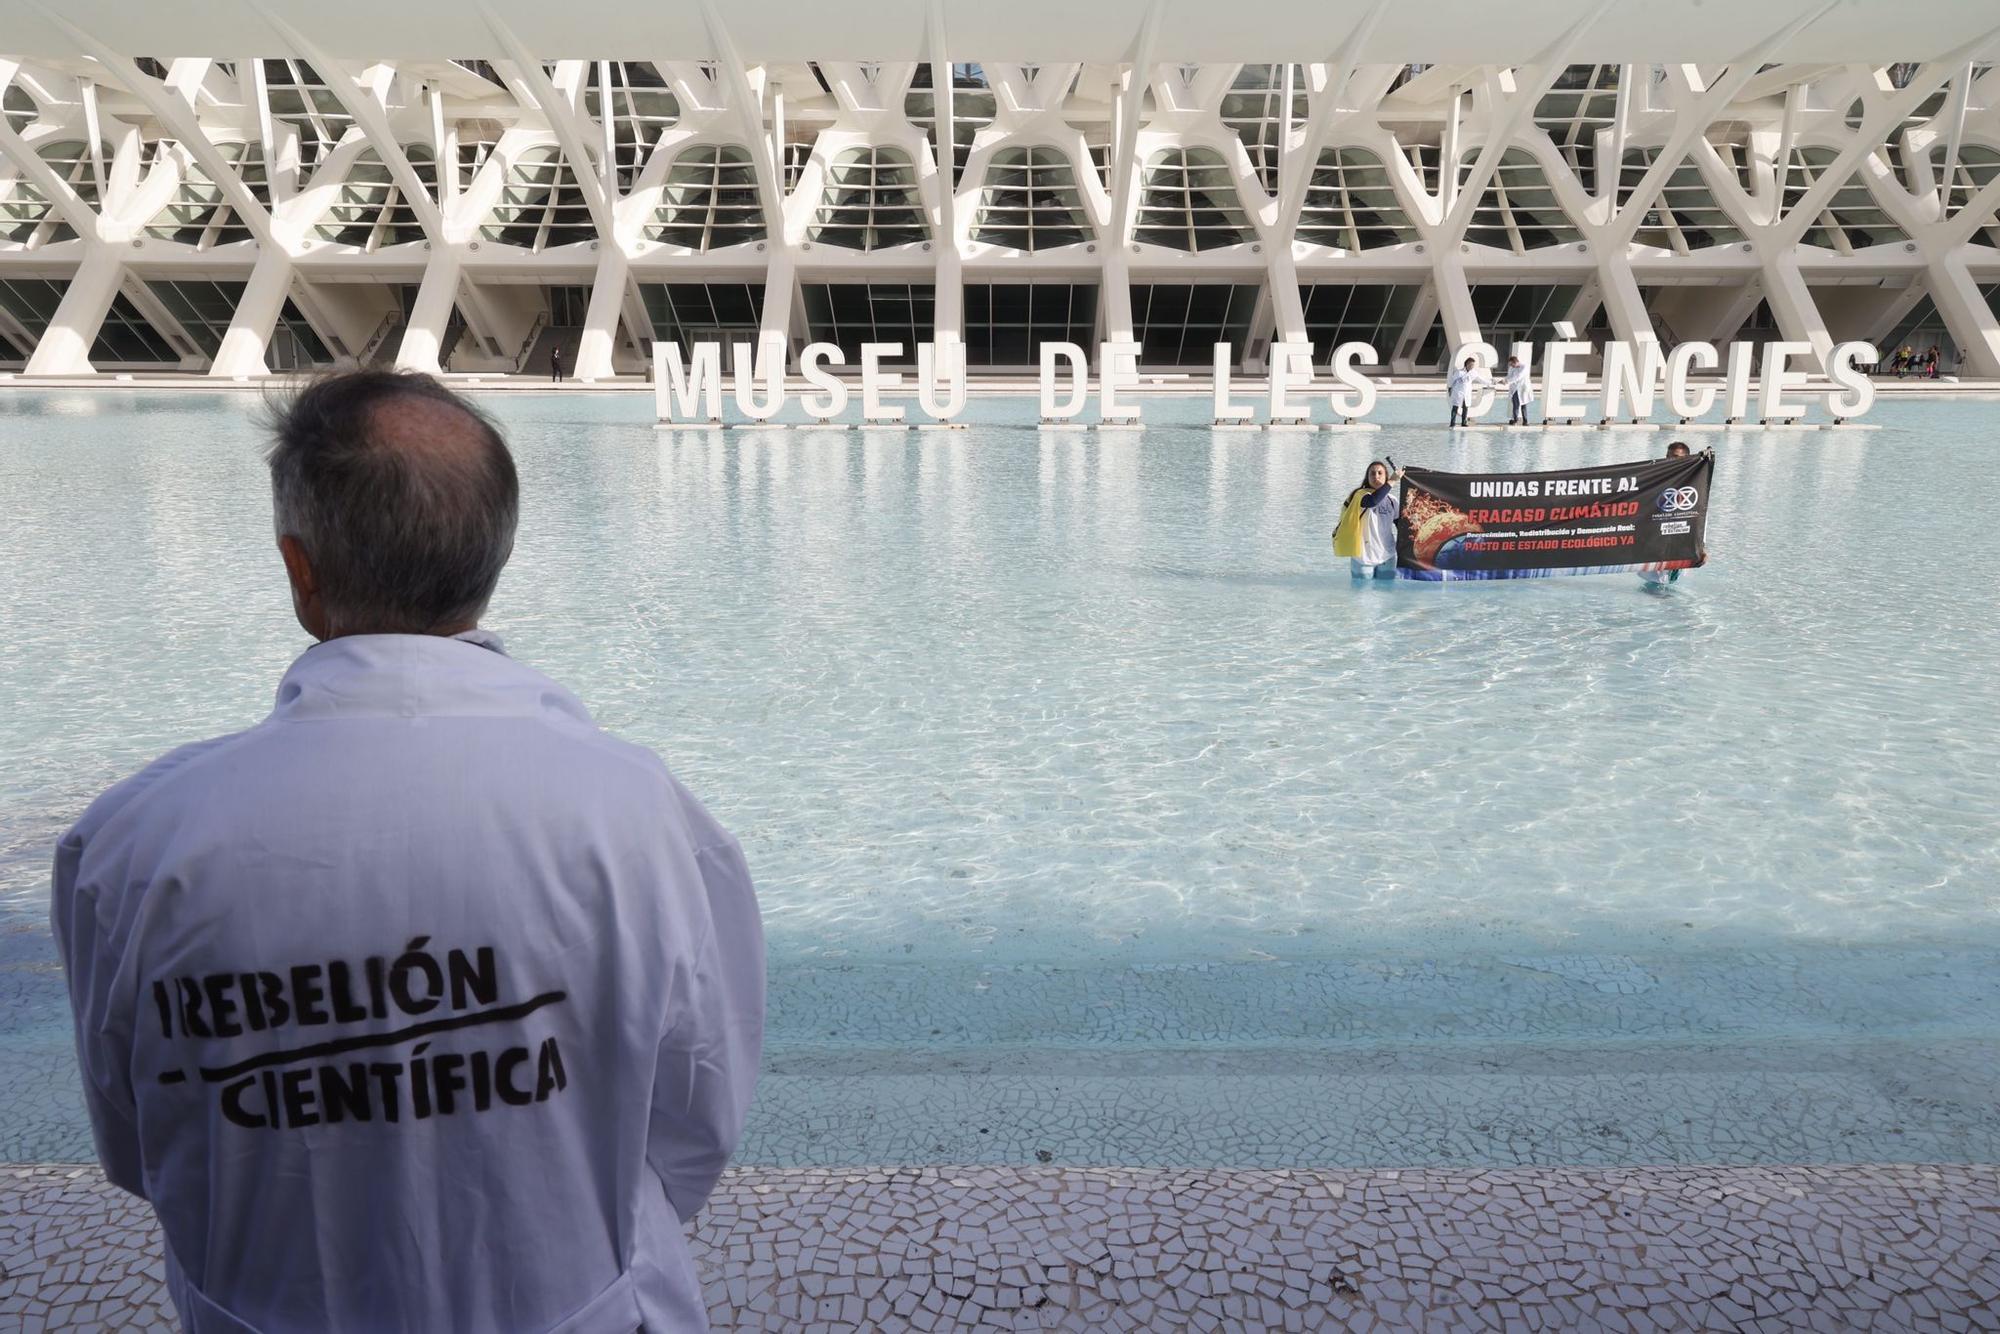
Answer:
[{"xmin": 6, "ymin": 1161, "xmax": 1997, "ymax": 1330}]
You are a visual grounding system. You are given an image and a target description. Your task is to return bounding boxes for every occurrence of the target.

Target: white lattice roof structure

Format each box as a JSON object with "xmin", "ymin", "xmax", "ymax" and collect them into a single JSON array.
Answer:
[{"xmin": 2, "ymin": 0, "xmax": 1998, "ymax": 378}]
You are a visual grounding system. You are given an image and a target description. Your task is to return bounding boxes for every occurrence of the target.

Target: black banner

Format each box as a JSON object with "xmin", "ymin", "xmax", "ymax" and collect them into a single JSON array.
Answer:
[{"xmin": 1396, "ymin": 452, "xmax": 1713, "ymax": 581}]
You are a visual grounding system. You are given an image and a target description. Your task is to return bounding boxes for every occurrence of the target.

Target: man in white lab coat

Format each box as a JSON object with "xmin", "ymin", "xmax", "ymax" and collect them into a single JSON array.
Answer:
[
  {"xmin": 1446, "ymin": 356, "xmax": 1493, "ymax": 428},
  {"xmin": 52, "ymin": 370, "xmax": 764, "ymax": 1332}
]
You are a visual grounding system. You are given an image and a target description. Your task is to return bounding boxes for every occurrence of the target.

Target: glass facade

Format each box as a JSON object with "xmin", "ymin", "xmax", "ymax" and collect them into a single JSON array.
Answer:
[
  {"xmin": 1136, "ymin": 149, "xmax": 1252, "ymax": 251},
  {"xmin": 1462, "ymin": 148, "xmax": 1578, "ymax": 251},
  {"xmin": 1298, "ymin": 148, "xmax": 1419, "ymax": 249},
  {"xmin": 1785, "ymin": 147, "xmax": 1908, "ymax": 252},
  {"xmin": 1298, "ymin": 284, "xmax": 1421, "ymax": 363},
  {"xmin": 650, "ymin": 145, "xmax": 765, "ymax": 251},
  {"xmin": 641, "ymin": 282, "xmax": 767, "ymax": 350},
  {"xmin": 972, "ymin": 147, "xmax": 1092, "ymax": 251},
  {"xmin": 1468, "ymin": 283, "xmax": 1581, "ymax": 349},
  {"xmin": 481, "ymin": 147, "xmax": 594, "ymax": 250},
  {"xmin": 810, "ymin": 147, "xmax": 927, "ymax": 251},
  {"xmin": 1131, "ymin": 283, "xmax": 1260, "ymax": 368},
  {"xmin": 963, "ymin": 283, "xmax": 1098, "ymax": 366},
  {"xmin": 802, "ymin": 283, "xmax": 935, "ymax": 364},
  {"xmin": 314, "ymin": 146, "xmax": 434, "ymax": 248}
]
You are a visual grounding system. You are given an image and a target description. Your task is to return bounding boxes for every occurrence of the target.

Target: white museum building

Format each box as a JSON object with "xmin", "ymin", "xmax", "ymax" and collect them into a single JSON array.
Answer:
[{"xmin": 2, "ymin": 0, "xmax": 1999, "ymax": 381}]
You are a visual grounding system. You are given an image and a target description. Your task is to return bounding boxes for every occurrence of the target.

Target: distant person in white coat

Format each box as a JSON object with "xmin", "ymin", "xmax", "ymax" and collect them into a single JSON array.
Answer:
[
  {"xmin": 52, "ymin": 369, "xmax": 764, "ymax": 1333},
  {"xmin": 1446, "ymin": 357, "xmax": 1492, "ymax": 428},
  {"xmin": 1505, "ymin": 354, "xmax": 1535, "ymax": 426}
]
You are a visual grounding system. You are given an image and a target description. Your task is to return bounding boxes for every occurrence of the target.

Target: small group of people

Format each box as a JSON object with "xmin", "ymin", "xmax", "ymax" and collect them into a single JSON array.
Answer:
[
  {"xmin": 1335, "ymin": 439, "xmax": 1707, "ymax": 586},
  {"xmin": 1447, "ymin": 356, "xmax": 1535, "ymax": 427},
  {"xmin": 1886, "ymin": 344, "xmax": 1942, "ymax": 378}
]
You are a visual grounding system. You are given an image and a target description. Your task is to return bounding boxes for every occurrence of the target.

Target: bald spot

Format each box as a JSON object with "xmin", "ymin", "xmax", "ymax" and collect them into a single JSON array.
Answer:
[{"xmin": 363, "ymin": 392, "xmax": 495, "ymax": 471}]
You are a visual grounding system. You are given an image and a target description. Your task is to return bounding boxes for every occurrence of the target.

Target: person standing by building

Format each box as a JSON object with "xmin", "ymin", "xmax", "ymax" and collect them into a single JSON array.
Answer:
[
  {"xmin": 1925, "ymin": 344, "xmax": 1941, "ymax": 378},
  {"xmin": 1446, "ymin": 357, "xmax": 1490, "ymax": 428},
  {"xmin": 1504, "ymin": 353, "xmax": 1534, "ymax": 426},
  {"xmin": 52, "ymin": 370, "xmax": 764, "ymax": 1332},
  {"xmin": 1334, "ymin": 459, "xmax": 1402, "ymax": 579},
  {"xmin": 550, "ymin": 343, "xmax": 564, "ymax": 383}
]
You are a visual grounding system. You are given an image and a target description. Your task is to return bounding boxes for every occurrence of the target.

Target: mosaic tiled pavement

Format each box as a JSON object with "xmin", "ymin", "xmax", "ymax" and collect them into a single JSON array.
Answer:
[{"xmin": 5, "ymin": 1162, "xmax": 2000, "ymax": 1330}]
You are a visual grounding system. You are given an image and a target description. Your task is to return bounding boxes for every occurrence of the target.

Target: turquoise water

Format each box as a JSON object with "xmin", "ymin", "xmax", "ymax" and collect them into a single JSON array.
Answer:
[{"xmin": 3, "ymin": 390, "xmax": 1997, "ymax": 1168}]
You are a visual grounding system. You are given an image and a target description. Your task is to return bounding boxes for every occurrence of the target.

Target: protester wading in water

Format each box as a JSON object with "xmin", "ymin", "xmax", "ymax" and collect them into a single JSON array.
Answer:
[
  {"xmin": 1639, "ymin": 440, "xmax": 1707, "ymax": 589},
  {"xmin": 1334, "ymin": 459, "xmax": 1402, "ymax": 579}
]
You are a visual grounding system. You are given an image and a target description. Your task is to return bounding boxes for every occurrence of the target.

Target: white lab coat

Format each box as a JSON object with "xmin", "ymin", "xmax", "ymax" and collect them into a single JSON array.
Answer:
[
  {"xmin": 53, "ymin": 630, "xmax": 763, "ymax": 1333},
  {"xmin": 1506, "ymin": 363, "xmax": 1535, "ymax": 404},
  {"xmin": 1446, "ymin": 367, "xmax": 1492, "ymax": 408}
]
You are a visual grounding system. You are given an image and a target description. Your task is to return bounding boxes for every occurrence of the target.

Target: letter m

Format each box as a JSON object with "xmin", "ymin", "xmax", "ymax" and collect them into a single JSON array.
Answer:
[{"xmin": 655, "ymin": 342, "xmax": 722, "ymax": 421}]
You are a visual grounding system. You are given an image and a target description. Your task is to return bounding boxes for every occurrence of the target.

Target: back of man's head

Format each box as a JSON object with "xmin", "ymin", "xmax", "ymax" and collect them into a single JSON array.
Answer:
[{"xmin": 265, "ymin": 370, "xmax": 518, "ymax": 638}]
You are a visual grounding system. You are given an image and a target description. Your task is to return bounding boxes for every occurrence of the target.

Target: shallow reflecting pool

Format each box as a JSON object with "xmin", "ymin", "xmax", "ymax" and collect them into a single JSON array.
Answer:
[{"xmin": 3, "ymin": 390, "xmax": 1996, "ymax": 1167}]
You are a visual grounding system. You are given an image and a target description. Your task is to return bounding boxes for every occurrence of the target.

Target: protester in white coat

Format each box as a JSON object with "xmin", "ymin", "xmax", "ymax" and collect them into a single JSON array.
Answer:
[
  {"xmin": 53, "ymin": 370, "xmax": 764, "ymax": 1333},
  {"xmin": 1505, "ymin": 354, "xmax": 1535, "ymax": 425},
  {"xmin": 1446, "ymin": 357, "xmax": 1492, "ymax": 427}
]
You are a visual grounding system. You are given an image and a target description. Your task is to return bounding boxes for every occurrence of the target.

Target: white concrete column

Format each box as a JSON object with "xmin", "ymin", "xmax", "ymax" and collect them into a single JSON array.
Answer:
[
  {"xmin": 24, "ymin": 244, "xmax": 123, "ymax": 376},
  {"xmin": 1430, "ymin": 248, "xmax": 1480, "ymax": 355},
  {"xmin": 1753, "ymin": 245, "xmax": 1834, "ymax": 372},
  {"xmin": 574, "ymin": 246, "xmax": 629, "ymax": 380},
  {"xmin": 1100, "ymin": 252, "xmax": 1134, "ymax": 345},
  {"xmin": 760, "ymin": 249, "xmax": 797, "ymax": 352},
  {"xmin": 1592, "ymin": 251, "xmax": 1654, "ymax": 343},
  {"xmin": 395, "ymin": 250, "xmax": 464, "ymax": 374},
  {"xmin": 1926, "ymin": 249, "xmax": 2000, "ymax": 378},
  {"xmin": 209, "ymin": 247, "xmax": 293, "ymax": 377},
  {"xmin": 933, "ymin": 246, "xmax": 964, "ymax": 348},
  {"xmin": 1266, "ymin": 248, "xmax": 1306, "ymax": 344}
]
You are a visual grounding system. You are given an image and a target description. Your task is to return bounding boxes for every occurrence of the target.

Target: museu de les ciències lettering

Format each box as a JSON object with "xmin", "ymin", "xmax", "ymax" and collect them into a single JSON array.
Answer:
[{"xmin": 652, "ymin": 336, "xmax": 1881, "ymax": 427}]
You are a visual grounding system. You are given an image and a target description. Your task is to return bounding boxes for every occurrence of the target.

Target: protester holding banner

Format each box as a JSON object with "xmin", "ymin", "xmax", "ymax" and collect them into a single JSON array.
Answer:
[
  {"xmin": 1395, "ymin": 450, "xmax": 1712, "ymax": 581},
  {"xmin": 1639, "ymin": 442, "xmax": 1702, "ymax": 588},
  {"xmin": 1333, "ymin": 460, "xmax": 1402, "ymax": 579}
]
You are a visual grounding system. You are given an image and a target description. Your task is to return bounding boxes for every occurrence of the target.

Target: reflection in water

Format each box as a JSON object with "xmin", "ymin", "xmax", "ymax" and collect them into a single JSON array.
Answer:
[{"xmin": 1, "ymin": 393, "xmax": 1996, "ymax": 972}]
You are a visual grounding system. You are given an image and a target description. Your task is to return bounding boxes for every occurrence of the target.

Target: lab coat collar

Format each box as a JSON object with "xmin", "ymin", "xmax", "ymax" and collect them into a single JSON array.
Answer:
[{"xmin": 271, "ymin": 629, "xmax": 595, "ymax": 725}]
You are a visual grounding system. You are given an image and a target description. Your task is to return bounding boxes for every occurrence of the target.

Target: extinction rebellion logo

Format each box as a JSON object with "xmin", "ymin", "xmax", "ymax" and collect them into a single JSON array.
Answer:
[
  {"xmin": 1657, "ymin": 487, "xmax": 1701, "ymax": 514},
  {"xmin": 150, "ymin": 936, "xmax": 571, "ymax": 1131}
]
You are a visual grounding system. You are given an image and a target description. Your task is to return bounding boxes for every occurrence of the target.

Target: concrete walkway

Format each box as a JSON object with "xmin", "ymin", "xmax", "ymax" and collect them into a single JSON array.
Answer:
[{"xmin": 5, "ymin": 1162, "xmax": 1997, "ymax": 1330}]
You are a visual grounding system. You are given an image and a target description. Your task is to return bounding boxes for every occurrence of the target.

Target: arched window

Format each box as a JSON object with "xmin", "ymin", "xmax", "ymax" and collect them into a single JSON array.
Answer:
[
  {"xmin": 1298, "ymin": 148, "xmax": 1417, "ymax": 249},
  {"xmin": 1135, "ymin": 148, "xmax": 1250, "ymax": 251},
  {"xmin": 481, "ymin": 146, "xmax": 594, "ymax": 250},
  {"xmin": 972, "ymin": 147, "xmax": 1091, "ymax": 250},
  {"xmin": 649, "ymin": 145, "xmax": 765, "ymax": 251},
  {"xmin": 146, "ymin": 142, "xmax": 266, "ymax": 247},
  {"xmin": 314, "ymin": 146, "xmax": 433, "ymax": 248},
  {"xmin": 1461, "ymin": 148, "xmax": 1578, "ymax": 252},
  {"xmin": 809, "ymin": 147, "xmax": 927, "ymax": 251}
]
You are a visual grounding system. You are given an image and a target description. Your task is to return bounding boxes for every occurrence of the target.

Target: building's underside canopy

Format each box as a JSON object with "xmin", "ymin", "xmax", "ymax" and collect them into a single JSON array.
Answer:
[
  {"xmin": 9, "ymin": 0, "xmax": 2000, "ymax": 65},
  {"xmin": 5, "ymin": 1, "xmax": 2000, "ymax": 381}
]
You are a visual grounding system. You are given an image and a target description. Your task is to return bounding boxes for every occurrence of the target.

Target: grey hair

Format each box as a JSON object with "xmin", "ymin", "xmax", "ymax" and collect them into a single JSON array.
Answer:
[{"xmin": 263, "ymin": 370, "xmax": 519, "ymax": 636}]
